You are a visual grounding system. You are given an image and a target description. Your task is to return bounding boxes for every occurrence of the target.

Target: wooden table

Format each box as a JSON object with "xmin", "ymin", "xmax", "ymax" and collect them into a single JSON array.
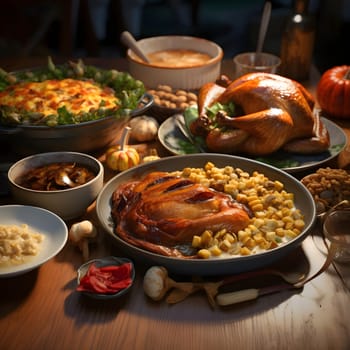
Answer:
[{"xmin": 1, "ymin": 57, "xmax": 350, "ymax": 350}]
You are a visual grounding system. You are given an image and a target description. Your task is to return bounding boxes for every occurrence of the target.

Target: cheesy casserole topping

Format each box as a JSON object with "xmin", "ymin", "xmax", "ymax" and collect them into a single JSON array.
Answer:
[
  {"xmin": 0, "ymin": 78, "xmax": 119, "ymax": 117},
  {"xmin": 0, "ymin": 58, "xmax": 146, "ymax": 126}
]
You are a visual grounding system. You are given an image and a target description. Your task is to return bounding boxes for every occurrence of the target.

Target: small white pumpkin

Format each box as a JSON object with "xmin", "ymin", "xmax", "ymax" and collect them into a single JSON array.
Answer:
[{"xmin": 129, "ymin": 115, "xmax": 159, "ymax": 142}]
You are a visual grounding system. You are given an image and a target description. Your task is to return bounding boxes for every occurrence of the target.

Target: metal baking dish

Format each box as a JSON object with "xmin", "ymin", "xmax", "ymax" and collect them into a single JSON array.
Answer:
[
  {"xmin": 0, "ymin": 93, "xmax": 153, "ymax": 155},
  {"xmin": 0, "ymin": 58, "xmax": 153, "ymax": 155}
]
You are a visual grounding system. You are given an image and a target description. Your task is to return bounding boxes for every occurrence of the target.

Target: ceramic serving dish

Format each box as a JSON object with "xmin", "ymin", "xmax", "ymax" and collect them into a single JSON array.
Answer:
[
  {"xmin": 96, "ymin": 153, "xmax": 316, "ymax": 276},
  {"xmin": 0, "ymin": 205, "xmax": 68, "ymax": 278},
  {"xmin": 8, "ymin": 151, "xmax": 104, "ymax": 220},
  {"xmin": 127, "ymin": 35, "xmax": 223, "ymax": 90}
]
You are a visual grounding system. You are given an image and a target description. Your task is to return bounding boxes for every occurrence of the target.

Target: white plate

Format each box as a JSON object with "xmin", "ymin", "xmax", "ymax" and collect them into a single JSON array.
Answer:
[
  {"xmin": 96, "ymin": 154, "xmax": 316, "ymax": 276},
  {"xmin": 158, "ymin": 116, "xmax": 347, "ymax": 174},
  {"xmin": 0, "ymin": 205, "xmax": 68, "ymax": 278}
]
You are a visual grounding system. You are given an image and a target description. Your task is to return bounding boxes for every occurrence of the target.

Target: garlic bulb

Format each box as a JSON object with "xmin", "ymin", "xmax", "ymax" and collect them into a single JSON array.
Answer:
[
  {"xmin": 143, "ymin": 266, "xmax": 169, "ymax": 301},
  {"xmin": 129, "ymin": 116, "xmax": 159, "ymax": 142}
]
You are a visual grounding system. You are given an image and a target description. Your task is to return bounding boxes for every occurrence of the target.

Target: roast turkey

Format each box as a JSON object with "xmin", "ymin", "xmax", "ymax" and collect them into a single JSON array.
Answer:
[
  {"xmin": 111, "ymin": 171, "xmax": 250, "ymax": 257},
  {"xmin": 190, "ymin": 72, "xmax": 330, "ymax": 156}
]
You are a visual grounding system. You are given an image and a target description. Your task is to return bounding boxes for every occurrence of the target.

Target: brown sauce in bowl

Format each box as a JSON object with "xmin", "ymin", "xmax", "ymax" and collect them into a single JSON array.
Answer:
[{"xmin": 18, "ymin": 162, "xmax": 96, "ymax": 191}]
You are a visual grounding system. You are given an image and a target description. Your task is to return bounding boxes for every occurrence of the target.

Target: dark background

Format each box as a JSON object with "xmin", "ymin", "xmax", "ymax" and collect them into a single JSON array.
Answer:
[{"xmin": 0, "ymin": 0, "xmax": 348, "ymax": 74}]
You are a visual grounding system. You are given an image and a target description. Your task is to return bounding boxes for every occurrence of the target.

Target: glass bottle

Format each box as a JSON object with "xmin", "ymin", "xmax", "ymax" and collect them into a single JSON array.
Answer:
[{"xmin": 280, "ymin": 0, "xmax": 316, "ymax": 81}]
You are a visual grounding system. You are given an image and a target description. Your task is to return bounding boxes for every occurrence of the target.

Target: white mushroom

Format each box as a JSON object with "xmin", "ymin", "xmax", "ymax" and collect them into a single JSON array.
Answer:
[{"xmin": 69, "ymin": 220, "xmax": 98, "ymax": 261}]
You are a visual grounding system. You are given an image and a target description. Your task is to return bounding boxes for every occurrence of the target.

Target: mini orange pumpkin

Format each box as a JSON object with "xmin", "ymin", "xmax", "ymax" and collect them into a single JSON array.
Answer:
[
  {"xmin": 317, "ymin": 65, "xmax": 350, "ymax": 119},
  {"xmin": 105, "ymin": 126, "xmax": 140, "ymax": 171}
]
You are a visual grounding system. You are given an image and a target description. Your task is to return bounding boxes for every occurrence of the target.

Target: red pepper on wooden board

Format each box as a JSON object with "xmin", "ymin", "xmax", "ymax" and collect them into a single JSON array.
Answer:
[{"xmin": 77, "ymin": 262, "xmax": 133, "ymax": 294}]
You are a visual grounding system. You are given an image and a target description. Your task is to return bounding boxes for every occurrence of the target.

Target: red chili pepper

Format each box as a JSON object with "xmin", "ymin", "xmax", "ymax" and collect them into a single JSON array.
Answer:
[{"xmin": 77, "ymin": 262, "xmax": 133, "ymax": 294}]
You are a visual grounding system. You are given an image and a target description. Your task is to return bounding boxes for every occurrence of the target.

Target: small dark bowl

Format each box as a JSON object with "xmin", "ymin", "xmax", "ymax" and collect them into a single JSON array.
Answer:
[{"xmin": 77, "ymin": 256, "xmax": 135, "ymax": 299}]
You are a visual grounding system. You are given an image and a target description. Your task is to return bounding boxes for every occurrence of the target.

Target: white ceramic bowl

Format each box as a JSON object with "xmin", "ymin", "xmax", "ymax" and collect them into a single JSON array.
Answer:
[
  {"xmin": 0, "ymin": 205, "xmax": 68, "ymax": 278},
  {"xmin": 8, "ymin": 152, "xmax": 104, "ymax": 220},
  {"xmin": 127, "ymin": 35, "xmax": 223, "ymax": 89}
]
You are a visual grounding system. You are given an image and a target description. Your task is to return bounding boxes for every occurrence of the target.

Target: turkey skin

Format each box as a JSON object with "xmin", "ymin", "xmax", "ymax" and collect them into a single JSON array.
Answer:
[
  {"xmin": 190, "ymin": 72, "xmax": 330, "ymax": 156},
  {"xmin": 111, "ymin": 171, "xmax": 250, "ymax": 257}
]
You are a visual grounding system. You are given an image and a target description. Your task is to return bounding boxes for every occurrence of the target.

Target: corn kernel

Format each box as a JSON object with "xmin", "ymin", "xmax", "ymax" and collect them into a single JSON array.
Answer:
[
  {"xmin": 292, "ymin": 228, "xmax": 301, "ymax": 235},
  {"xmin": 281, "ymin": 207, "xmax": 291, "ymax": 216},
  {"xmin": 240, "ymin": 247, "xmax": 251, "ymax": 255},
  {"xmin": 282, "ymin": 216, "xmax": 293, "ymax": 224},
  {"xmin": 294, "ymin": 219, "xmax": 305, "ymax": 229},
  {"xmin": 266, "ymin": 231, "xmax": 276, "ymax": 241},
  {"xmin": 225, "ymin": 233, "xmax": 236, "ymax": 243},
  {"xmin": 251, "ymin": 203, "xmax": 264, "ymax": 212},
  {"xmin": 274, "ymin": 210, "xmax": 283, "ymax": 218},
  {"xmin": 259, "ymin": 239, "xmax": 271, "ymax": 249},
  {"xmin": 209, "ymin": 245, "xmax": 222, "ymax": 256},
  {"xmin": 248, "ymin": 224, "xmax": 259, "ymax": 232},
  {"xmin": 283, "ymin": 192, "xmax": 294, "ymax": 200},
  {"xmin": 286, "ymin": 229, "xmax": 297, "ymax": 238},
  {"xmin": 255, "ymin": 211, "xmax": 266, "ymax": 218},
  {"xmin": 204, "ymin": 162, "xmax": 214, "ymax": 170},
  {"xmin": 248, "ymin": 197, "xmax": 260, "ymax": 206},
  {"xmin": 192, "ymin": 235, "xmax": 201, "ymax": 248},
  {"xmin": 214, "ymin": 229, "xmax": 227, "ymax": 239},
  {"xmin": 224, "ymin": 184, "xmax": 238, "ymax": 195},
  {"xmin": 253, "ymin": 232, "xmax": 264, "ymax": 243},
  {"xmin": 219, "ymin": 239, "xmax": 232, "ymax": 252},
  {"xmin": 284, "ymin": 199, "xmax": 294, "ymax": 208},
  {"xmin": 274, "ymin": 180, "xmax": 284, "ymax": 191},
  {"xmin": 197, "ymin": 249, "xmax": 211, "ymax": 259},
  {"xmin": 276, "ymin": 220, "xmax": 285, "ymax": 228},
  {"xmin": 253, "ymin": 218, "xmax": 265, "ymax": 228},
  {"xmin": 201, "ymin": 230, "xmax": 213, "ymax": 246},
  {"xmin": 238, "ymin": 230, "xmax": 251, "ymax": 242},
  {"xmin": 285, "ymin": 221, "xmax": 294, "ymax": 230},
  {"xmin": 244, "ymin": 238, "xmax": 256, "ymax": 248},
  {"xmin": 236, "ymin": 193, "xmax": 247, "ymax": 203},
  {"xmin": 275, "ymin": 228, "xmax": 285, "ymax": 237},
  {"xmin": 212, "ymin": 237, "xmax": 219, "ymax": 246}
]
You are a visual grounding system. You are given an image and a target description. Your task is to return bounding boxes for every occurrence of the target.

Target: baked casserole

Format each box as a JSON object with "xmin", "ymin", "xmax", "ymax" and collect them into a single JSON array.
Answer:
[{"xmin": 0, "ymin": 57, "xmax": 146, "ymax": 127}]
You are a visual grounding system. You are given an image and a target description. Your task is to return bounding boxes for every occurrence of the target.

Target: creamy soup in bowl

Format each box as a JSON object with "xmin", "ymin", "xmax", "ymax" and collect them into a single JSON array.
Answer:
[
  {"xmin": 126, "ymin": 35, "xmax": 223, "ymax": 89},
  {"xmin": 139, "ymin": 49, "xmax": 212, "ymax": 68}
]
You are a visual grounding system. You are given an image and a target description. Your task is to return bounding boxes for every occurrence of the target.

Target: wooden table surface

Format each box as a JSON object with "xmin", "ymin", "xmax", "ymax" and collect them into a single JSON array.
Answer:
[{"xmin": 0, "ymin": 57, "xmax": 350, "ymax": 350}]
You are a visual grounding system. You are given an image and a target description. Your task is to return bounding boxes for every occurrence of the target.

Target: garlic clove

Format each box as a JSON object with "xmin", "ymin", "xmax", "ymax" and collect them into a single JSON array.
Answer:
[{"xmin": 143, "ymin": 266, "xmax": 169, "ymax": 301}]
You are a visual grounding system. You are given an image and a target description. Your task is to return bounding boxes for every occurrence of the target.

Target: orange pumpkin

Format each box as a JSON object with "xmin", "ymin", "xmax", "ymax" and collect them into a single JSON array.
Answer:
[
  {"xmin": 105, "ymin": 127, "xmax": 140, "ymax": 171},
  {"xmin": 317, "ymin": 65, "xmax": 350, "ymax": 119}
]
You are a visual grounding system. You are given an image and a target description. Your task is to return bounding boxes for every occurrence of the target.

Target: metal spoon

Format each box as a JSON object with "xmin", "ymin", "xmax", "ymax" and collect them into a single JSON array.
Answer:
[
  {"xmin": 255, "ymin": 1, "xmax": 272, "ymax": 64},
  {"xmin": 120, "ymin": 31, "xmax": 150, "ymax": 63}
]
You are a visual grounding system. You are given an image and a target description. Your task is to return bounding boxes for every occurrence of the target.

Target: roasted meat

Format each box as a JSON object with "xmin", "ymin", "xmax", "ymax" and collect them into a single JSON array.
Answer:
[
  {"xmin": 111, "ymin": 172, "xmax": 250, "ymax": 257},
  {"xmin": 190, "ymin": 72, "xmax": 330, "ymax": 156}
]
